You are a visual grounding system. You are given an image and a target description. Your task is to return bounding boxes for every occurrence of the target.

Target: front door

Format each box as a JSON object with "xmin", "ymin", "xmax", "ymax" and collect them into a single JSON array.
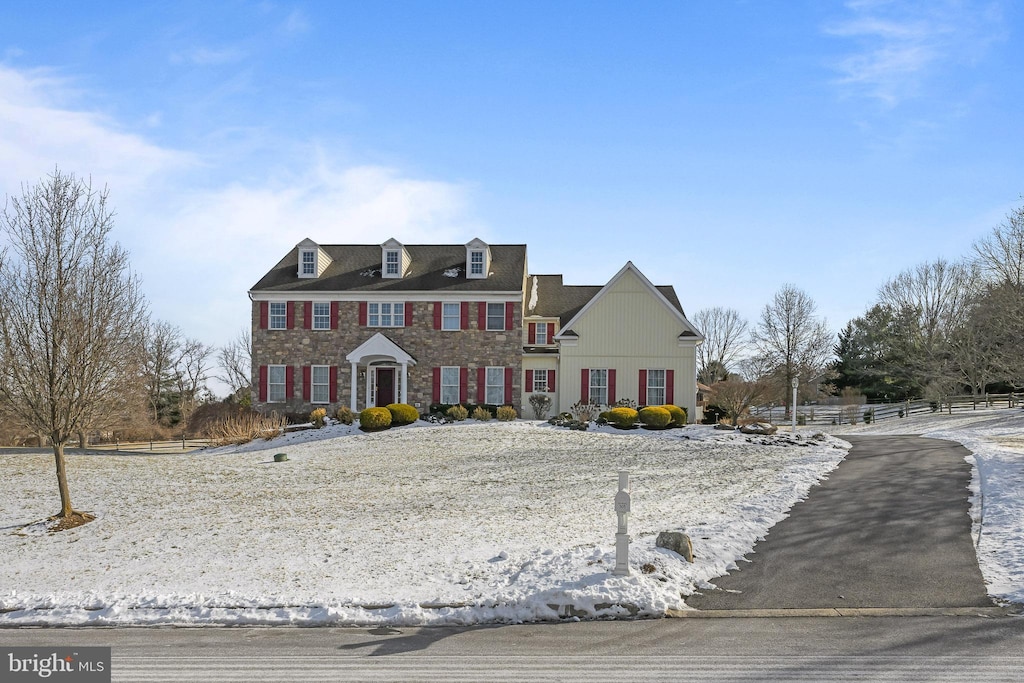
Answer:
[{"xmin": 375, "ymin": 368, "xmax": 395, "ymax": 407}]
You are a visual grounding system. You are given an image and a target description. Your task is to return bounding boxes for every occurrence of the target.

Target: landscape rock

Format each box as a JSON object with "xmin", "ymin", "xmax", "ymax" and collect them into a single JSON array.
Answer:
[
  {"xmin": 713, "ymin": 424, "xmax": 736, "ymax": 431},
  {"xmin": 656, "ymin": 532, "xmax": 694, "ymax": 562},
  {"xmin": 740, "ymin": 422, "xmax": 778, "ymax": 435}
]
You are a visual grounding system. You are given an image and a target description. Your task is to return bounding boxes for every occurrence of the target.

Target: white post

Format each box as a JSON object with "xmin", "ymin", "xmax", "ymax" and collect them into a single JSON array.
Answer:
[
  {"xmin": 349, "ymin": 362, "xmax": 358, "ymax": 412},
  {"xmin": 791, "ymin": 378, "xmax": 798, "ymax": 433},
  {"xmin": 613, "ymin": 471, "xmax": 631, "ymax": 576},
  {"xmin": 400, "ymin": 362, "xmax": 408, "ymax": 404}
]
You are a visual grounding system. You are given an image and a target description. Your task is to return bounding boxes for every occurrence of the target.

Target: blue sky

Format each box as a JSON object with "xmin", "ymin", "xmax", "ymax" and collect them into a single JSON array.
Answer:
[{"xmin": 1, "ymin": 1, "xmax": 1021, "ymax": 388}]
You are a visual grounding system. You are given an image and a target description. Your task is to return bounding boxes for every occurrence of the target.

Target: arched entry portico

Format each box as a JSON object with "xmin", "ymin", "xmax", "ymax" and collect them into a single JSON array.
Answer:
[{"xmin": 345, "ymin": 333, "xmax": 417, "ymax": 411}]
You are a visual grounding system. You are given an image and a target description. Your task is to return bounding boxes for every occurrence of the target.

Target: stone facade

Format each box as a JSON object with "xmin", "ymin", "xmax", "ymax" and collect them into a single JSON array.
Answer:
[{"xmin": 252, "ymin": 300, "xmax": 523, "ymax": 415}]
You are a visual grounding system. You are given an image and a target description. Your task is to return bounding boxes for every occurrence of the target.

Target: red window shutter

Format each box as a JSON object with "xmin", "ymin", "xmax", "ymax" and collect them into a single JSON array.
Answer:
[
  {"xmin": 608, "ymin": 369, "xmax": 617, "ymax": 405},
  {"xmin": 477, "ymin": 367, "xmax": 486, "ymax": 403},
  {"xmin": 638, "ymin": 369, "xmax": 648, "ymax": 405},
  {"xmin": 433, "ymin": 302, "xmax": 442, "ymax": 330},
  {"xmin": 460, "ymin": 302, "xmax": 469, "ymax": 330},
  {"xmin": 505, "ymin": 302, "xmax": 514, "ymax": 331},
  {"xmin": 330, "ymin": 301, "xmax": 339, "ymax": 330},
  {"xmin": 504, "ymin": 367, "xmax": 513, "ymax": 405},
  {"xmin": 526, "ymin": 369, "xmax": 534, "ymax": 392},
  {"xmin": 666, "ymin": 369, "xmax": 675, "ymax": 405},
  {"xmin": 478, "ymin": 302, "xmax": 486, "ymax": 330},
  {"xmin": 459, "ymin": 368, "xmax": 468, "ymax": 404},
  {"xmin": 581, "ymin": 369, "xmax": 589, "ymax": 402},
  {"xmin": 285, "ymin": 366, "xmax": 294, "ymax": 399},
  {"xmin": 358, "ymin": 302, "xmax": 368, "ymax": 326},
  {"xmin": 303, "ymin": 302, "xmax": 312, "ymax": 330},
  {"xmin": 302, "ymin": 366, "xmax": 311, "ymax": 401},
  {"xmin": 549, "ymin": 369, "xmax": 555, "ymax": 392},
  {"xmin": 259, "ymin": 302, "xmax": 268, "ymax": 330},
  {"xmin": 286, "ymin": 302, "xmax": 295, "ymax": 329},
  {"xmin": 259, "ymin": 365, "xmax": 268, "ymax": 402},
  {"xmin": 330, "ymin": 366, "xmax": 338, "ymax": 402},
  {"xmin": 547, "ymin": 325, "xmax": 554, "ymax": 344},
  {"xmin": 528, "ymin": 323, "xmax": 536, "ymax": 344},
  {"xmin": 405, "ymin": 302, "xmax": 413, "ymax": 327},
  {"xmin": 432, "ymin": 367, "xmax": 441, "ymax": 404}
]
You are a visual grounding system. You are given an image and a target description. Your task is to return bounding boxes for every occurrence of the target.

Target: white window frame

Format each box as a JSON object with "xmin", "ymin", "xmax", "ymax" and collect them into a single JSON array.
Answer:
[
  {"xmin": 368, "ymin": 302, "xmax": 405, "ymax": 327},
  {"xmin": 311, "ymin": 365, "xmax": 330, "ymax": 404},
  {"xmin": 441, "ymin": 366, "xmax": 460, "ymax": 405},
  {"xmin": 589, "ymin": 369, "xmax": 608, "ymax": 406},
  {"xmin": 442, "ymin": 302, "xmax": 460, "ymax": 331},
  {"xmin": 385, "ymin": 250, "xmax": 400, "ymax": 276},
  {"xmin": 646, "ymin": 369, "xmax": 666, "ymax": 406},
  {"xmin": 470, "ymin": 250, "xmax": 484, "ymax": 276},
  {"xmin": 533, "ymin": 369, "xmax": 550, "ymax": 393},
  {"xmin": 269, "ymin": 302, "xmax": 287, "ymax": 330},
  {"xmin": 312, "ymin": 302, "xmax": 331, "ymax": 330},
  {"xmin": 535, "ymin": 322, "xmax": 548, "ymax": 344},
  {"xmin": 268, "ymin": 365, "xmax": 286, "ymax": 403},
  {"xmin": 486, "ymin": 302, "xmax": 505, "ymax": 331},
  {"xmin": 485, "ymin": 366, "xmax": 505, "ymax": 405},
  {"xmin": 300, "ymin": 250, "xmax": 316, "ymax": 276}
]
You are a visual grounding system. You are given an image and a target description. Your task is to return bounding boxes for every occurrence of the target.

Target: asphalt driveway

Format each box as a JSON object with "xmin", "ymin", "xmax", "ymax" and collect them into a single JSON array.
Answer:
[{"xmin": 686, "ymin": 435, "xmax": 995, "ymax": 610}]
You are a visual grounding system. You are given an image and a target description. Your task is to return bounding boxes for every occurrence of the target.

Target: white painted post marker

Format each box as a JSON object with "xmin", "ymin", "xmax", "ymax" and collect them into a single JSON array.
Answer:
[{"xmin": 613, "ymin": 471, "xmax": 631, "ymax": 576}]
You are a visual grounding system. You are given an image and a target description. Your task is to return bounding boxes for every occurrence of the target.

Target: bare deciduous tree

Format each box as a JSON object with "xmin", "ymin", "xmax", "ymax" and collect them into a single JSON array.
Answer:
[
  {"xmin": 973, "ymin": 202, "xmax": 1024, "ymax": 288},
  {"xmin": 693, "ymin": 307, "xmax": 749, "ymax": 385},
  {"xmin": 706, "ymin": 378, "xmax": 773, "ymax": 426},
  {"xmin": 217, "ymin": 329, "xmax": 252, "ymax": 402},
  {"xmin": 0, "ymin": 170, "xmax": 147, "ymax": 529},
  {"xmin": 749, "ymin": 284, "xmax": 833, "ymax": 412}
]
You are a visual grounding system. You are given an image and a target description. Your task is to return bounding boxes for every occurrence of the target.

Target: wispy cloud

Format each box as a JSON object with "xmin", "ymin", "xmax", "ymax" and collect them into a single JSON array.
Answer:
[
  {"xmin": 170, "ymin": 46, "xmax": 248, "ymax": 66},
  {"xmin": 823, "ymin": 1, "xmax": 1005, "ymax": 106},
  {"xmin": 281, "ymin": 9, "xmax": 310, "ymax": 36}
]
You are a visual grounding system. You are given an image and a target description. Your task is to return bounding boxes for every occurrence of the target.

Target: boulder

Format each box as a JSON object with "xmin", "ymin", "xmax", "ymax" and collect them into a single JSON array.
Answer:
[
  {"xmin": 740, "ymin": 422, "xmax": 777, "ymax": 435},
  {"xmin": 655, "ymin": 531, "xmax": 693, "ymax": 562},
  {"xmin": 713, "ymin": 423, "xmax": 736, "ymax": 431}
]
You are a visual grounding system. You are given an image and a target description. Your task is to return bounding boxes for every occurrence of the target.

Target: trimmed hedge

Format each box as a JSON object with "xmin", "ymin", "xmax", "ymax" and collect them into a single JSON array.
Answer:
[
  {"xmin": 639, "ymin": 406, "xmax": 672, "ymax": 429},
  {"xmin": 359, "ymin": 407, "xmax": 392, "ymax": 431},
  {"xmin": 660, "ymin": 404, "xmax": 687, "ymax": 427},
  {"xmin": 607, "ymin": 407, "xmax": 639, "ymax": 429},
  {"xmin": 386, "ymin": 403, "xmax": 420, "ymax": 426}
]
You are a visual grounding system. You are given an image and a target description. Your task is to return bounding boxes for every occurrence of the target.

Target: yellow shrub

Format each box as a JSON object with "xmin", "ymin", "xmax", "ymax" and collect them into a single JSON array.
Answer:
[
  {"xmin": 660, "ymin": 404, "xmax": 687, "ymax": 427},
  {"xmin": 607, "ymin": 407, "xmax": 639, "ymax": 428},
  {"xmin": 309, "ymin": 407, "xmax": 327, "ymax": 428},
  {"xmin": 386, "ymin": 403, "xmax": 420, "ymax": 426},
  {"xmin": 639, "ymin": 406, "xmax": 672, "ymax": 429},
  {"xmin": 359, "ymin": 407, "xmax": 392, "ymax": 431},
  {"xmin": 446, "ymin": 405, "xmax": 469, "ymax": 421},
  {"xmin": 496, "ymin": 405, "xmax": 517, "ymax": 421},
  {"xmin": 336, "ymin": 406, "xmax": 354, "ymax": 425},
  {"xmin": 472, "ymin": 406, "xmax": 492, "ymax": 421}
]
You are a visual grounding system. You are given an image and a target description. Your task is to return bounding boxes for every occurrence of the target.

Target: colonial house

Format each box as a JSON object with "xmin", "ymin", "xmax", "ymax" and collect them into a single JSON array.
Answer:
[{"xmin": 249, "ymin": 238, "xmax": 704, "ymax": 421}]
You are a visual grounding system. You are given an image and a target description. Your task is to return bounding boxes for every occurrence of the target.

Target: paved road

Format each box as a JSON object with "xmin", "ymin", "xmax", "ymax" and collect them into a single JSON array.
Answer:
[
  {"xmin": 687, "ymin": 435, "xmax": 994, "ymax": 610},
  {"xmin": 3, "ymin": 616, "xmax": 1024, "ymax": 681}
]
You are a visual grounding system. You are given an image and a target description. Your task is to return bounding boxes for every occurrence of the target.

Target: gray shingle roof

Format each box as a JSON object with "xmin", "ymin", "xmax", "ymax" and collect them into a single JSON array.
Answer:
[
  {"xmin": 526, "ymin": 274, "xmax": 685, "ymax": 326},
  {"xmin": 250, "ymin": 244, "xmax": 528, "ymax": 293}
]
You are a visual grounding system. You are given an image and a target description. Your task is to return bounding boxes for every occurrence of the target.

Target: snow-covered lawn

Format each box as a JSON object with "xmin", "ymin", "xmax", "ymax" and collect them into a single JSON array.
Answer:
[
  {"xmin": 0, "ymin": 421, "xmax": 848, "ymax": 626},
  {"xmin": 830, "ymin": 408, "xmax": 1024, "ymax": 608}
]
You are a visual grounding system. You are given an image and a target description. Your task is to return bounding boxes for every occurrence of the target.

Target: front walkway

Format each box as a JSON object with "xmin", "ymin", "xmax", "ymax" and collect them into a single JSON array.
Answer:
[{"xmin": 686, "ymin": 435, "xmax": 995, "ymax": 610}]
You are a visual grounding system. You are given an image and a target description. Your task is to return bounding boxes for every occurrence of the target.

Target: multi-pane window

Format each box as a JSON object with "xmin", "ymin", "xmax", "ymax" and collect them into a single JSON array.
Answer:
[
  {"xmin": 368, "ymin": 302, "xmax": 404, "ymax": 327},
  {"xmin": 533, "ymin": 369, "xmax": 550, "ymax": 393},
  {"xmin": 486, "ymin": 302, "xmax": 505, "ymax": 331},
  {"xmin": 470, "ymin": 251, "xmax": 484, "ymax": 276},
  {"xmin": 441, "ymin": 367, "xmax": 460, "ymax": 404},
  {"xmin": 268, "ymin": 365, "xmax": 286, "ymax": 402},
  {"xmin": 301, "ymin": 250, "xmax": 316, "ymax": 275},
  {"xmin": 535, "ymin": 322, "xmax": 548, "ymax": 344},
  {"xmin": 385, "ymin": 250, "xmax": 400, "ymax": 276},
  {"xmin": 312, "ymin": 302, "xmax": 331, "ymax": 330},
  {"xmin": 269, "ymin": 302, "xmax": 287, "ymax": 330},
  {"xmin": 311, "ymin": 365, "xmax": 330, "ymax": 404},
  {"xmin": 486, "ymin": 367, "xmax": 505, "ymax": 405},
  {"xmin": 647, "ymin": 369, "xmax": 666, "ymax": 406},
  {"xmin": 589, "ymin": 369, "xmax": 608, "ymax": 405},
  {"xmin": 442, "ymin": 302, "xmax": 460, "ymax": 331}
]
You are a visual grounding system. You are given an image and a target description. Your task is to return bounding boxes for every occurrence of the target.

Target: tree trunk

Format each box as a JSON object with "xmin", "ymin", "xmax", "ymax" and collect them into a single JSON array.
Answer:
[
  {"xmin": 78, "ymin": 431, "xmax": 88, "ymax": 449},
  {"xmin": 53, "ymin": 442, "xmax": 74, "ymax": 518}
]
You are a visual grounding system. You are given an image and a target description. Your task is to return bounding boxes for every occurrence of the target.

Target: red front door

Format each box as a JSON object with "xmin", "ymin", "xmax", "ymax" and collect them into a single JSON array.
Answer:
[{"xmin": 375, "ymin": 368, "xmax": 395, "ymax": 407}]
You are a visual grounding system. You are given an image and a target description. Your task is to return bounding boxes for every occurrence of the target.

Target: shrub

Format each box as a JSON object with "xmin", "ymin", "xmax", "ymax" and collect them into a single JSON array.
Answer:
[
  {"xmin": 447, "ymin": 405, "xmax": 469, "ymax": 421},
  {"xmin": 570, "ymin": 401, "xmax": 601, "ymax": 423},
  {"xmin": 701, "ymin": 404, "xmax": 727, "ymax": 425},
  {"xmin": 472, "ymin": 406, "xmax": 493, "ymax": 421},
  {"xmin": 863, "ymin": 409, "xmax": 874, "ymax": 425},
  {"xmin": 528, "ymin": 393, "xmax": 552, "ymax": 419},
  {"xmin": 386, "ymin": 403, "xmax": 420, "ymax": 426},
  {"xmin": 496, "ymin": 405, "xmax": 517, "ymax": 421},
  {"xmin": 208, "ymin": 411, "xmax": 287, "ymax": 446},
  {"xmin": 359, "ymin": 407, "xmax": 392, "ymax": 431},
  {"xmin": 660, "ymin": 404, "xmax": 687, "ymax": 427},
  {"xmin": 797, "ymin": 414, "xmax": 807, "ymax": 426},
  {"xmin": 639, "ymin": 406, "xmax": 672, "ymax": 429},
  {"xmin": 309, "ymin": 407, "xmax": 327, "ymax": 428},
  {"xmin": 614, "ymin": 398, "xmax": 638, "ymax": 410},
  {"xmin": 336, "ymin": 406, "xmax": 354, "ymax": 425},
  {"xmin": 607, "ymin": 407, "xmax": 639, "ymax": 429}
]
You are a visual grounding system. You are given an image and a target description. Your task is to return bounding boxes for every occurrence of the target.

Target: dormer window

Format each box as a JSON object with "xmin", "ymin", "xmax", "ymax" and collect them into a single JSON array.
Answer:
[
  {"xmin": 465, "ymin": 238, "xmax": 491, "ymax": 279},
  {"xmin": 381, "ymin": 238, "xmax": 410, "ymax": 279},
  {"xmin": 295, "ymin": 238, "xmax": 331, "ymax": 279},
  {"xmin": 470, "ymin": 251, "xmax": 484, "ymax": 276},
  {"xmin": 301, "ymin": 250, "xmax": 316, "ymax": 276}
]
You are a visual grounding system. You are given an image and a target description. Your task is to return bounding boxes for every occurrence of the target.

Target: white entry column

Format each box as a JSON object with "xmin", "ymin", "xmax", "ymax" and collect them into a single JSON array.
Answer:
[{"xmin": 349, "ymin": 361, "xmax": 358, "ymax": 412}]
